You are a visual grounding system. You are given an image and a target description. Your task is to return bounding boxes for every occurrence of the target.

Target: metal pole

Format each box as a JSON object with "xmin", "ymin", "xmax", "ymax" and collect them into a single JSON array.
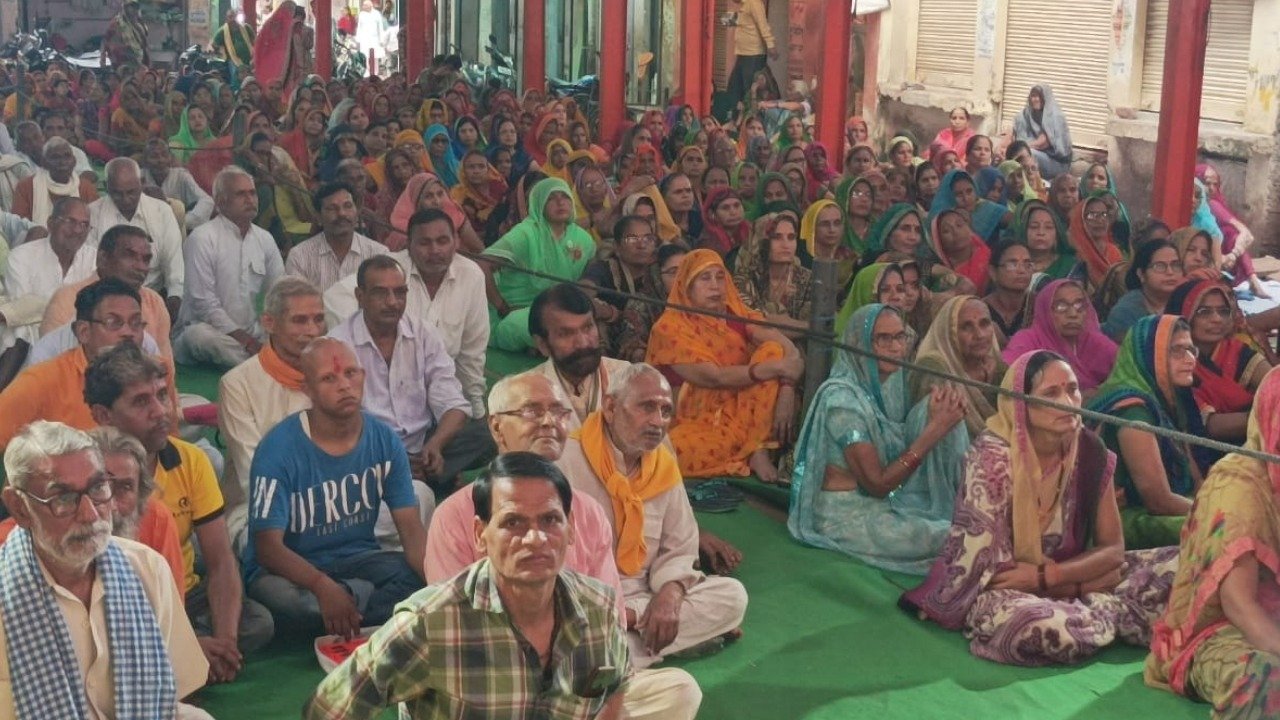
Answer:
[{"xmin": 803, "ymin": 258, "xmax": 837, "ymax": 415}]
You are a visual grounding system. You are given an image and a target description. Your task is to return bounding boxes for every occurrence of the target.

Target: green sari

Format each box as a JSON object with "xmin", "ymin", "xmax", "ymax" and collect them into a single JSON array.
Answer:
[
  {"xmin": 168, "ymin": 106, "xmax": 216, "ymax": 164},
  {"xmin": 1011, "ymin": 199, "xmax": 1078, "ymax": 279}
]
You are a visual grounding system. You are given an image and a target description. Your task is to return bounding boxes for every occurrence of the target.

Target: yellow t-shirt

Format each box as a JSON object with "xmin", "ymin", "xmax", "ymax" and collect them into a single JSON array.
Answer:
[{"xmin": 153, "ymin": 438, "xmax": 225, "ymax": 593}]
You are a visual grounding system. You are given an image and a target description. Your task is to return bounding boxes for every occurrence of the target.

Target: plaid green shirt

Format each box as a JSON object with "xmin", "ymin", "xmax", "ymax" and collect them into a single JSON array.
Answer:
[{"xmin": 303, "ymin": 558, "xmax": 631, "ymax": 720}]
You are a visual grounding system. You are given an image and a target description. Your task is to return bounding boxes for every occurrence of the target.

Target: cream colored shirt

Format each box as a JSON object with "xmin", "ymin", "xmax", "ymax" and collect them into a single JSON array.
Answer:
[
  {"xmin": 534, "ymin": 356, "xmax": 633, "ymax": 432},
  {"xmin": 0, "ymin": 537, "xmax": 209, "ymax": 718}
]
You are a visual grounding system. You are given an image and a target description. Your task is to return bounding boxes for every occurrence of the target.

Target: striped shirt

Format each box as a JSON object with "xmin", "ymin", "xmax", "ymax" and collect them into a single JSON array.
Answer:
[{"xmin": 304, "ymin": 559, "xmax": 631, "ymax": 720}]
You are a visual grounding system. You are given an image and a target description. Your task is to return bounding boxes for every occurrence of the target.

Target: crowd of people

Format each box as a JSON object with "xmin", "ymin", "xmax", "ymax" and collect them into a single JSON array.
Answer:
[{"xmin": 0, "ymin": 11, "xmax": 1276, "ymax": 716}]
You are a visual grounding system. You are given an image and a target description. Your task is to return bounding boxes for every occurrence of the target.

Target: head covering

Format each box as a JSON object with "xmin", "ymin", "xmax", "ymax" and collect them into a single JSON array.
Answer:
[
  {"xmin": 385, "ymin": 172, "xmax": 466, "ymax": 251},
  {"xmin": 450, "ymin": 114, "xmax": 487, "ymax": 157},
  {"xmin": 391, "ymin": 129, "xmax": 432, "ymax": 172},
  {"xmin": 1067, "ymin": 195, "xmax": 1124, "ymax": 286},
  {"xmin": 804, "ymin": 141, "xmax": 838, "ymax": 186},
  {"xmin": 887, "ymin": 135, "xmax": 916, "ymax": 163},
  {"xmin": 1087, "ymin": 314, "xmax": 1219, "ymax": 503},
  {"xmin": 1079, "ymin": 165, "xmax": 1133, "ymax": 248},
  {"xmin": 915, "ymin": 295, "xmax": 1002, "ymax": 431},
  {"xmin": 647, "ymin": 249, "xmax": 764, "ymax": 365},
  {"xmin": 327, "ymin": 97, "xmax": 356, "ymax": 132},
  {"xmin": 422, "ymin": 124, "xmax": 460, "ymax": 187},
  {"xmin": 1167, "ymin": 226, "xmax": 1223, "ymax": 280},
  {"xmin": 540, "ymin": 138, "xmax": 574, "ymax": 183},
  {"xmin": 1002, "ymin": 280, "xmax": 1117, "ymax": 391},
  {"xmin": 835, "ymin": 263, "xmax": 898, "ymax": 334},
  {"xmin": 1191, "ymin": 178, "xmax": 1224, "ymax": 242},
  {"xmin": 699, "ymin": 188, "xmax": 751, "ymax": 257},
  {"xmin": 415, "ymin": 98, "xmax": 449, "ymax": 132},
  {"xmin": 926, "ymin": 208, "xmax": 991, "ymax": 292},
  {"xmin": 974, "ymin": 166, "xmax": 1006, "ymax": 204},
  {"xmin": 985, "ymin": 351, "xmax": 1082, "ymax": 565},
  {"xmin": 864, "ymin": 203, "xmax": 925, "ymax": 261},
  {"xmin": 451, "ymin": 150, "xmax": 509, "ymax": 227},
  {"xmin": 1011, "ymin": 199, "xmax": 1077, "ymax": 278},
  {"xmin": 834, "ymin": 176, "xmax": 875, "ymax": 255},
  {"xmin": 525, "ymin": 114, "xmax": 558, "ymax": 165},
  {"xmin": 168, "ymin": 106, "xmax": 215, "ymax": 163},
  {"xmin": 929, "ymin": 169, "xmax": 1005, "ymax": 241},
  {"xmin": 620, "ymin": 186, "xmax": 681, "ymax": 244},
  {"xmin": 1014, "ymin": 84, "xmax": 1073, "ymax": 163},
  {"xmin": 753, "ymin": 171, "xmax": 799, "ymax": 221},
  {"xmin": 800, "ymin": 198, "xmax": 840, "ymax": 256},
  {"xmin": 1165, "ymin": 279, "xmax": 1257, "ymax": 414}
]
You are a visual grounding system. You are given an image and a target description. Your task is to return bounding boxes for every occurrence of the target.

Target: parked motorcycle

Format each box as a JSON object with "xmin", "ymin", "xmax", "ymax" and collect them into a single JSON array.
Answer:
[
  {"xmin": 178, "ymin": 45, "xmax": 231, "ymax": 81},
  {"xmin": 0, "ymin": 29, "xmax": 98, "ymax": 70}
]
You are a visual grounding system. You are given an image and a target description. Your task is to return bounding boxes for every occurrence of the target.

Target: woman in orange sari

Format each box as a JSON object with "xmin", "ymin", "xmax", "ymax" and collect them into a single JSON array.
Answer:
[
  {"xmin": 647, "ymin": 249, "xmax": 804, "ymax": 482},
  {"xmin": 1068, "ymin": 193, "xmax": 1125, "ymax": 289}
]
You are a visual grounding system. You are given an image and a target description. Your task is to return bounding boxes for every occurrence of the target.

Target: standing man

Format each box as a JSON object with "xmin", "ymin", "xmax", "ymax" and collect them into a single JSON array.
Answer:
[
  {"xmin": 87, "ymin": 158, "xmax": 185, "ymax": 318},
  {"xmin": 175, "ymin": 167, "xmax": 284, "ymax": 369},
  {"xmin": 102, "ymin": 0, "xmax": 150, "ymax": 68},
  {"xmin": 355, "ymin": 0, "xmax": 387, "ymax": 77},
  {"xmin": 725, "ymin": 0, "xmax": 777, "ymax": 119},
  {"xmin": 285, "ymin": 183, "xmax": 388, "ymax": 293},
  {"xmin": 211, "ymin": 9, "xmax": 255, "ymax": 74}
]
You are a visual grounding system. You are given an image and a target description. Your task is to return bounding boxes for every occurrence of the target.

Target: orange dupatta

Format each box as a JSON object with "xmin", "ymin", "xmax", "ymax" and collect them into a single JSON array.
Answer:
[
  {"xmin": 1067, "ymin": 201, "xmax": 1124, "ymax": 287},
  {"xmin": 647, "ymin": 249, "xmax": 764, "ymax": 368},
  {"xmin": 571, "ymin": 411, "xmax": 681, "ymax": 576}
]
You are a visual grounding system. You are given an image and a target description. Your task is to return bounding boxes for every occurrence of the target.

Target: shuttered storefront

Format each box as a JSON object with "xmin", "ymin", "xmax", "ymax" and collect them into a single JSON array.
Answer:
[
  {"xmin": 914, "ymin": 0, "xmax": 976, "ymax": 90},
  {"xmin": 1140, "ymin": 0, "xmax": 1251, "ymax": 123},
  {"xmin": 999, "ymin": 0, "xmax": 1113, "ymax": 149}
]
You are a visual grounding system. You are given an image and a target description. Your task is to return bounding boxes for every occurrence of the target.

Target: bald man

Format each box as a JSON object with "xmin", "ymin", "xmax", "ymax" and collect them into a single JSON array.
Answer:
[{"xmin": 241, "ymin": 337, "xmax": 427, "ymax": 638}]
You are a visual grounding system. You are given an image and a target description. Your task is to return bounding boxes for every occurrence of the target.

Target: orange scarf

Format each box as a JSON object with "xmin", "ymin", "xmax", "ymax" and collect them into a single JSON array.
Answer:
[
  {"xmin": 1067, "ymin": 201, "xmax": 1124, "ymax": 286},
  {"xmin": 258, "ymin": 341, "xmax": 304, "ymax": 391},
  {"xmin": 572, "ymin": 411, "xmax": 681, "ymax": 576}
]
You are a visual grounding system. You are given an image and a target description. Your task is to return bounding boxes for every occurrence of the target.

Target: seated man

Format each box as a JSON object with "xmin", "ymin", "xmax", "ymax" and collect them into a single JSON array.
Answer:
[
  {"xmin": 0, "ymin": 425, "xmax": 185, "ymax": 589},
  {"xmin": 0, "ymin": 278, "xmax": 150, "ymax": 449},
  {"xmin": 285, "ymin": 182, "xmax": 387, "ymax": 293},
  {"xmin": 218, "ymin": 275, "xmax": 325, "ymax": 542},
  {"xmin": 0, "ymin": 421, "xmax": 210, "ymax": 718},
  {"xmin": 1146, "ymin": 368, "xmax": 1280, "ymax": 715},
  {"xmin": 38, "ymin": 112, "xmax": 93, "ymax": 178},
  {"xmin": 324, "ymin": 207, "xmax": 489, "ymax": 417},
  {"xmin": 305, "ymin": 453, "xmax": 630, "ymax": 720},
  {"xmin": 425, "ymin": 372, "xmax": 701, "ymax": 720},
  {"xmin": 87, "ymin": 158, "xmax": 185, "ymax": 317},
  {"xmin": 243, "ymin": 337, "xmax": 427, "ymax": 636},
  {"xmin": 11, "ymin": 137, "xmax": 98, "ymax": 226},
  {"xmin": 141, "ymin": 138, "xmax": 215, "ymax": 230},
  {"xmin": 86, "ymin": 344, "xmax": 274, "ymax": 682},
  {"xmin": 557, "ymin": 363, "xmax": 748, "ymax": 668},
  {"xmin": 175, "ymin": 166, "xmax": 284, "ymax": 369},
  {"xmin": 329, "ymin": 255, "xmax": 493, "ymax": 495}
]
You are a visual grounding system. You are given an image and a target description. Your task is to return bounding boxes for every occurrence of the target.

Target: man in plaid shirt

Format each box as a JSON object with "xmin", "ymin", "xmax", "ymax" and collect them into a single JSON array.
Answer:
[{"xmin": 303, "ymin": 451, "xmax": 630, "ymax": 719}]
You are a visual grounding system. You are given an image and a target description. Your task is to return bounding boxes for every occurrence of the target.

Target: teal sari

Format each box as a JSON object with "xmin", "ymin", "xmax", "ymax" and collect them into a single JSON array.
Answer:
[{"xmin": 788, "ymin": 304, "xmax": 970, "ymax": 574}]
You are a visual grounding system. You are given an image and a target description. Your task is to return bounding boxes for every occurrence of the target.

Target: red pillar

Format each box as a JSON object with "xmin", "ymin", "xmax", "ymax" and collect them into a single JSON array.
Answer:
[
  {"xmin": 1151, "ymin": 0, "xmax": 1210, "ymax": 228},
  {"xmin": 815, "ymin": 0, "xmax": 852, "ymax": 165},
  {"xmin": 406, "ymin": 0, "xmax": 431, "ymax": 80},
  {"xmin": 243, "ymin": 0, "xmax": 255, "ymax": 32},
  {"xmin": 315, "ymin": 0, "xmax": 332, "ymax": 80},
  {"xmin": 523, "ymin": 0, "xmax": 546, "ymax": 95},
  {"xmin": 599, "ymin": 1, "xmax": 627, "ymax": 151},
  {"xmin": 680, "ymin": 0, "xmax": 708, "ymax": 116}
]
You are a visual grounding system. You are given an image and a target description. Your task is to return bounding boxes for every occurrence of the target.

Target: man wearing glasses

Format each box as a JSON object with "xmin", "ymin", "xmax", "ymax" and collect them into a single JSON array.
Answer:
[
  {"xmin": 0, "ymin": 421, "xmax": 212, "ymax": 719},
  {"xmin": 0, "ymin": 278, "xmax": 151, "ymax": 450}
]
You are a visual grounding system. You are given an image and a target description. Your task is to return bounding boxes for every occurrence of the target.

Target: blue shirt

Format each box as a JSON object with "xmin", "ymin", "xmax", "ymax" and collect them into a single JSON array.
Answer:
[{"xmin": 242, "ymin": 411, "xmax": 416, "ymax": 582}]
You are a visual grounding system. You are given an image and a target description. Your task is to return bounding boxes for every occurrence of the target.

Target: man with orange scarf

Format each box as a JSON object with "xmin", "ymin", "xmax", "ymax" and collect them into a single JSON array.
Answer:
[
  {"xmin": 556, "ymin": 363, "xmax": 748, "ymax": 669},
  {"xmin": 218, "ymin": 275, "xmax": 325, "ymax": 546}
]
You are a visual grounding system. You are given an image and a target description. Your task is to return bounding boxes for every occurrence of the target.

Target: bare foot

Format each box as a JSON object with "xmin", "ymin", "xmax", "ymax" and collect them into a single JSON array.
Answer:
[
  {"xmin": 1250, "ymin": 276, "xmax": 1272, "ymax": 299},
  {"xmin": 748, "ymin": 449, "xmax": 780, "ymax": 485},
  {"xmin": 699, "ymin": 531, "xmax": 743, "ymax": 574}
]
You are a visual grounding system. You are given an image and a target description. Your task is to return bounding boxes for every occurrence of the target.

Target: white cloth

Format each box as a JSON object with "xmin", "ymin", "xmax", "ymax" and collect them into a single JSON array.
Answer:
[
  {"xmin": 355, "ymin": 10, "xmax": 387, "ymax": 52},
  {"xmin": 26, "ymin": 324, "xmax": 161, "ymax": 367},
  {"xmin": 71, "ymin": 145, "xmax": 92, "ymax": 177},
  {"xmin": 143, "ymin": 167, "xmax": 215, "ymax": 230},
  {"xmin": 29, "ymin": 169, "xmax": 81, "ymax": 227},
  {"xmin": 87, "ymin": 194, "xmax": 185, "ymax": 298},
  {"xmin": 178, "ymin": 214, "xmax": 283, "ymax": 337},
  {"xmin": 284, "ymin": 231, "xmax": 387, "ymax": 293},
  {"xmin": 2, "ymin": 238, "xmax": 97, "ymax": 342},
  {"xmin": 0, "ymin": 156, "xmax": 33, "ymax": 213},
  {"xmin": 324, "ymin": 251, "xmax": 489, "ymax": 416}
]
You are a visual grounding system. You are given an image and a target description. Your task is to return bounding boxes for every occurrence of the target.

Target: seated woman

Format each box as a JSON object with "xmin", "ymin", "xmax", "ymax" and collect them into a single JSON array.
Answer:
[
  {"xmin": 1088, "ymin": 315, "xmax": 1220, "ymax": 549},
  {"xmin": 902, "ymin": 350, "xmax": 1179, "ymax": 666},
  {"xmin": 733, "ymin": 213, "xmax": 813, "ymax": 338},
  {"xmin": 930, "ymin": 108, "xmax": 975, "ymax": 163},
  {"xmin": 582, "ymin": 214, "xmax": 662, "ymax": 355},
  {"xmin": 861, "ymin": 203, "xmax": 925, "ymax": 264},
  {"xmin": 1005, "ymin": 279, "xmax": 1117, "ymax": 397},
  {"xmin": 481, "ymin": 177, "xmax": 597, "ymax": 352},
  {"xmin": 698, "ymin": 188, "xmax": 751, "ymax": 257},
  {"xmin": 1166, "ymin": 279, "xmax": 1272, "ymax": 444},
  {"xmin": 800, "ymin": 198, "xmax": 854, "ymax": 287},
  {"xmin": 836, "ymin": 175, "xmax": 877, "ymax": 256},
  {"xmin": 386, "ymin": 172, "xmax": 483, "ymax": 253},
  {"xmin": 789, "ymin": 303, "xmax": 969, "ymax": 573},
  {"xmin": 835, "ymin": 262, "xmax": 910, "ymax": 337},
  {"xmin": 913, "ymin": 163, "xmax": 941, "ymax": 215},
  {"xmin": 886, "ymin": 135, "xmax": 918, "ymax": 171},
  {"xmin": 927, "ymin": 208, "xmax": 991, "ymax": 295},
  {"xmin": 450, "ymin": 149, "xmax": 508, "ymax": 244},
  {"xmin": 1015, "ymin": 199, "xmax": 1078, "ymax": 279},
  {"xmin": 647, "ymin": 249, "xmax": 805, "ymax": 483},
  {"xmin": 1146, "ymin": 368, "xmax": 1280, "ymax": 716},
  {"xmin": 1197, "ymin": 163, "xmax": 1269, "ymax": 298},
  {"xmin": 964, "ymin": 135, "xmax": 996, "ymax": 176},
  {"xmin": 804, "ymin": 142, "xmax": 839, "ymax": 202},
  {"xmin": 1101, "ymin": 239, "xmax": 1185, "ymax": 342},
  {"xmin": 983, "ymin": 239, "xmax": 1035, "ymax": 345},
  {"xmin": 613, "ymin": 242, "xmax": 689, "ymax": 363},
  {"xmin": 1012, "ymin": 85, "xmax": 1074, "ymax": 180},
  {"xmin": 1069, "ymin": 194, "xmax": 1127, "ymax": 293},
  {"xmin": 930, "ymin": 169, "xmax": 1008, "ymax": 243},
  {"xmin": 910, "ymin": 295, "xmax": 1006, "ymax": 438}
]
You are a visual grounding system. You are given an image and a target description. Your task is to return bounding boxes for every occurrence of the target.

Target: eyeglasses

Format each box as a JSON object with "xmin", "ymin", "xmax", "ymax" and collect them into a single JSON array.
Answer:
[
  {"xmin": 1051, "ymin": 299, "xmax": 1088, "ymax": 315},
  {"xmin": 622, "ymin": 234, "xmax": 657, "ymax": 246},
  {"xmin": 849, "ymin": 189, "xmax": 871, "ymax": 198},
  {"xmin": 1194, "ymin": 305, "xmax": 1233, "ymax": 319},
  {"xmin": 1148, "ymin": 260, "xmax": 1184, "ymax": 275},
  {"xmin": 872, "ymin": 332, "xmax": 910, "ymax": 347},
  {"xmin": 89, "ymin": 316, "xmax": 147, "ymax": 332},
  {"xmin": 1170, "ymin": 344, "xmax": 1201, "ymax": 360},
  {"xmin": 999, "ymin": 260, "xmax": 1036, "ymax": 272},
  {"xmin": 16, "ymin": 478, "xmax": 114, "ymax": 518},
  {"xmin": 1084, "ymin": 211, "xmax": 1113, "ymax": 221},
  {"xmin": 660, "ymin": 266, "xmax": 681, "ymax": 277},
  {"xmin": 494, "ymin": 405, "xmax": 574, "ymax": 422}
]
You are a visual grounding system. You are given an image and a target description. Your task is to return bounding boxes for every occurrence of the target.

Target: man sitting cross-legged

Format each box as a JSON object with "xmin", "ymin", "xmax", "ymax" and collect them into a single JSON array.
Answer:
[
  {"xmin": 0, "ymin": 421, "xmax": 211, "ymax": 719},
  {"xmin": 557, "ymin": 362, "xmax": 749, "ymax": 668},
  {"xmin": 305, "ymin": 453, "xmax": 630, "ymax": 720},
  {"xmin": 424, "ymin": 371, "xmax": 702, "ymax": 720},
  {"xmin": 86, "ymin": 343, "xmax": 274, "ymax": 682},
  {"xmin": 243, "ymin": 337, "xmax": 427, "ymax": 637}
]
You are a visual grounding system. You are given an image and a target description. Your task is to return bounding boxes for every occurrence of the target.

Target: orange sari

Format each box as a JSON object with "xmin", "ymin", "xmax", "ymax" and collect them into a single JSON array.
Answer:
[
  {"xmin": 646, "ymin": 249, "xmax": 783, "ymax": 478},
  {"xmin": 1067, "ymin": 201, "xmax": 1124, "ymax": 287}
]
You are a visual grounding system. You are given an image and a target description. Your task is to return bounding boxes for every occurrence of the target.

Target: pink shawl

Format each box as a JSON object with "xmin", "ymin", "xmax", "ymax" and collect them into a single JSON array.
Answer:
[
  {"xmin": 385, "ymin": 172, "xmax": 468, "ymax": 251},
  {"xmin": 1002, "ymin": 279, "xmax": 1118, "ymax": 391}
]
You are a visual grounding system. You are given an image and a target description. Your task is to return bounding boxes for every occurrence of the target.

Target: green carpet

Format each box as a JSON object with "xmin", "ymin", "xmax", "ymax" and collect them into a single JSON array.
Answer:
[{"xmin": 188, "ymin": 503, "xmax": 1207, "ymax": 719}]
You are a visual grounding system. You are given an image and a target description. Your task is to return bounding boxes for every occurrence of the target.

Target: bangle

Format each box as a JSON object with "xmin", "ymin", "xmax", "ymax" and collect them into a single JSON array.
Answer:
[
  {"xmin": 899, "ymin": 448, "xmax": 922, "ymax": 470},
  {"xmin": 748, "ymin": 362, "xmax": 763, "ymax": 383},
  {"xmin": 1037, "ymin": 564, "xmax": 1047, "ymax": 593}
]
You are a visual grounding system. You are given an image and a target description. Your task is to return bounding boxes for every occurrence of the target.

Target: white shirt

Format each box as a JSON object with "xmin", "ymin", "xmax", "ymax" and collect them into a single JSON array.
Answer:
[
  {"xmin": 2, "ymin": 238, "xmax": 97, "ymax": 327},
  {"xmin": 284, "ymin": 231, "xmax": 387, "ymax": 293},
  {"xmin": 143, "ymin": 167, "xmax": 214, "ymax": 230},
  {"xmin": 324, "ymin": 250, "xmax": 488, "ymax": 417},
  {"xmin": 87, "ymin": 194, "xmax": 185, "ymax": 298},
  {"xmin": 178, "ymin": 215, "xmax": 283, "ymax": 337}
]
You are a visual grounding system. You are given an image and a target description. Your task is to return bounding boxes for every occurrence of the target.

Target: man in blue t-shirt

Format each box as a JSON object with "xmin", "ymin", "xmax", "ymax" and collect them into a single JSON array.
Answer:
[{"xmin": 243, "ymin": 337, "xmax": 427, "ymax": 637}]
